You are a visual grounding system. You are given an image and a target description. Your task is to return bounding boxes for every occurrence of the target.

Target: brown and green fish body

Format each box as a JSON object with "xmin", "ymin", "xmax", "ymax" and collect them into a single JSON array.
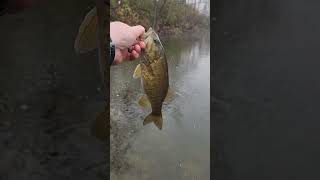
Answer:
[{"xmin": 133, "ymin": 28, "xmax": 172, "ymax": 130}]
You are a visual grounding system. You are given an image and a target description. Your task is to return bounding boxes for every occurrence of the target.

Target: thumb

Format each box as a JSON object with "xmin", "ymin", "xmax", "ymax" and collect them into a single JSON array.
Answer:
[{"xmin": 130, "ymin": 25, "xmax": 145, "ymax": 38}]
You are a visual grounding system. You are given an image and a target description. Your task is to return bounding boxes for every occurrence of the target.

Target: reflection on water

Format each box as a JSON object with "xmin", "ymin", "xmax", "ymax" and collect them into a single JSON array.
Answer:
[{"xmin": 111, "ymin": 35, "xmax": 210, "ymax": 180}]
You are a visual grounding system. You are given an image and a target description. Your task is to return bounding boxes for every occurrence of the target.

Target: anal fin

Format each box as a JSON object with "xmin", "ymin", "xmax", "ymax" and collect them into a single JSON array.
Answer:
[
  {"xmin": 133, "ymin": 64, "xmax": 141, "ymax": 79},
  {"xmin": 164, "ymin": 87, "xmax": 174, "ymax": 102},
  {"xmin": 138, "ymin": 94, "xmax": 151, "ymax": 108}
]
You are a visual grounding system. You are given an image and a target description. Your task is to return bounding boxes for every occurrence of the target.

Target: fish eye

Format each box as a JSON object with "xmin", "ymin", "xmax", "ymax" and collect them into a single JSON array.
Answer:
[{"xmin": 153, "ymin": 39, "xmax": 158, "ymax": 43}]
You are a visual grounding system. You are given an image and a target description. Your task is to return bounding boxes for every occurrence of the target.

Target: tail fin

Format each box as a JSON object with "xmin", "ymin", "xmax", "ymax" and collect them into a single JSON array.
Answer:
[{"xmin": 143, "ymin": 113, "xmax": 163, "ymax": 130}]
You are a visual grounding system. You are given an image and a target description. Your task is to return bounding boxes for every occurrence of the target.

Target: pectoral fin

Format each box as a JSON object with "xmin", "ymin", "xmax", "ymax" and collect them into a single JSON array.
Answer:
[
  {"xmin": 74, "ymin": 7, "xmax": 99, "ymax": 54},
  {"xmin": 138, "ymin": 94, "xmax": 151, "ymax": 108},
  {"xmin": 133, "ymin": 64, "xmax": 142, "ymax": 79},
  {"xmin": 164, "ymin": 87, "xmax": 174, "ymax": 102}
]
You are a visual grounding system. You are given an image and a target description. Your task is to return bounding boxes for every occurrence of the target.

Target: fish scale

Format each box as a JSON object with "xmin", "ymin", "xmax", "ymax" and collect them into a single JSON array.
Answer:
[{"xmin": 133, "ymin": 27, "xmax": 170, "ymax": 130}]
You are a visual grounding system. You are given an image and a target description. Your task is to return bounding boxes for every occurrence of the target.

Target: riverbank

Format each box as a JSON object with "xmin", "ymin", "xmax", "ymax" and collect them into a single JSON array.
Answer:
[
  {"xmin": 111, "ymin": 0, "xmax": 209, "ymax": 39},
  {"xmin": 159, "ymin": 27, "xmax": 210, "ymax": 41}
]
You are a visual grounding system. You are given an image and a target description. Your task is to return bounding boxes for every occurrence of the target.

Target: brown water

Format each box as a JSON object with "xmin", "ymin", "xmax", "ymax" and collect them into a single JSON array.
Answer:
[{"xmin": 110, "ymin": 36, "xmax": 210, "ymax": 180}]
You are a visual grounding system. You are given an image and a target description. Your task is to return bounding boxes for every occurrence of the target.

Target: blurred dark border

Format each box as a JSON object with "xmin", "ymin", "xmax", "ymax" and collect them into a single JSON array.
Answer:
[{"xmin": 211, "ymin": 0, "xmax": 217, "ymax": 179}]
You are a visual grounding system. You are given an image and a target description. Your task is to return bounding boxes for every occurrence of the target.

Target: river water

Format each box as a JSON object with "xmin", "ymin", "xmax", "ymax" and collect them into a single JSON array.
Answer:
[
  {"xmin": 110, "ymin": 35, "xmax": 210, "ymax": 180},
  {"xmin": 0, "ymin": 0, "xmax": 210, "ymax": 178}
]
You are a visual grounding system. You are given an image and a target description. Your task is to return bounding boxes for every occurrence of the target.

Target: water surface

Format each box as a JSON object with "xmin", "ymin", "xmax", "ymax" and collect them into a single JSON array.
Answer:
[{"xmin": 110, "ymin": 36, "xmax": 210, "ymax": 180}]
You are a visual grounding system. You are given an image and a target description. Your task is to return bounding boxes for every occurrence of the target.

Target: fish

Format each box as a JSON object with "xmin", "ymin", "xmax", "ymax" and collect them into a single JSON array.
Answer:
[
  {"xmin": 74, "ymin": 7, "xmax": 99, "ymax": 54},
  {"xmin": 74, "ymin": 7, "xmax": 108, "ymax": 141},
  {"xmin": 133, "ymin": 27, "xmax": 173, "ymax": 130}
]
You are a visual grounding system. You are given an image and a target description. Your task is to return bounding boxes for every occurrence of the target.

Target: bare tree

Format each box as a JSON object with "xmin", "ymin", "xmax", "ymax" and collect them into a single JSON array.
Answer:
[
  {"xmin": 158, "ymin": 0, "xmax": 168, "ymax": 15},
  {"xmin": 153, "ymin": 0, "xmax": 158, "ymax": 29}
]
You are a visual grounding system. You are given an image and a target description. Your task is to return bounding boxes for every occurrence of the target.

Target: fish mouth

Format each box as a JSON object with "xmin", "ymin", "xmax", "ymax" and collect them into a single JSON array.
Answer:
[
  {"xmin": 140, "ymin": 27, "xmax": 164, "ymax": 63},
  {"xmin": 143, "ymin": 27, "xmax": 154, "ymax": 39},
  {"xmin": 143, "ymin": 30, "xmax": 164, "ymax": 50}
]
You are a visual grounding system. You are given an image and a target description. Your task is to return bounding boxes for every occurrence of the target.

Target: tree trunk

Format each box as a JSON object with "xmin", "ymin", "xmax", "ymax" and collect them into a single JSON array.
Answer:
[{"xmin": 153, "ymin": 0, "xmax": 158, "ymax": 29}]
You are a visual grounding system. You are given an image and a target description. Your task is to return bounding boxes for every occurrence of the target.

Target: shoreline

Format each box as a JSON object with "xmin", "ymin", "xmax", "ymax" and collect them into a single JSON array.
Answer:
[{"xmin": 159, "ymin": 27, "xmax": 210, "ymax": 41}]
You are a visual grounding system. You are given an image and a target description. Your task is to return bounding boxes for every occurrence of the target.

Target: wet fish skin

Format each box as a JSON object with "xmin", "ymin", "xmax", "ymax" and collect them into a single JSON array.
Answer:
[{"xmin": 140, "ymin": 28, "xmax": 169, "ymax": 130}]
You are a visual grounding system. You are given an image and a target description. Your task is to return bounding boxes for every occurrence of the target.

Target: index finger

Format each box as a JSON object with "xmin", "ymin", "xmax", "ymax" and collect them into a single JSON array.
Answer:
[
  {"xmin": 130, "ymin": 25, "xmax": 145, "ymax": 38},
  {"xmin": 138, "ymin": 41, "xmax": 146, "ymax": 49}
]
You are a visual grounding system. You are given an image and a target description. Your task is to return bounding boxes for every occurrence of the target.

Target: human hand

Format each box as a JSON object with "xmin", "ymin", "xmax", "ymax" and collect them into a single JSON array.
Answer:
[{"xmin": 110, "ymin": 21, "xmax": 146, "ymax": 64}]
